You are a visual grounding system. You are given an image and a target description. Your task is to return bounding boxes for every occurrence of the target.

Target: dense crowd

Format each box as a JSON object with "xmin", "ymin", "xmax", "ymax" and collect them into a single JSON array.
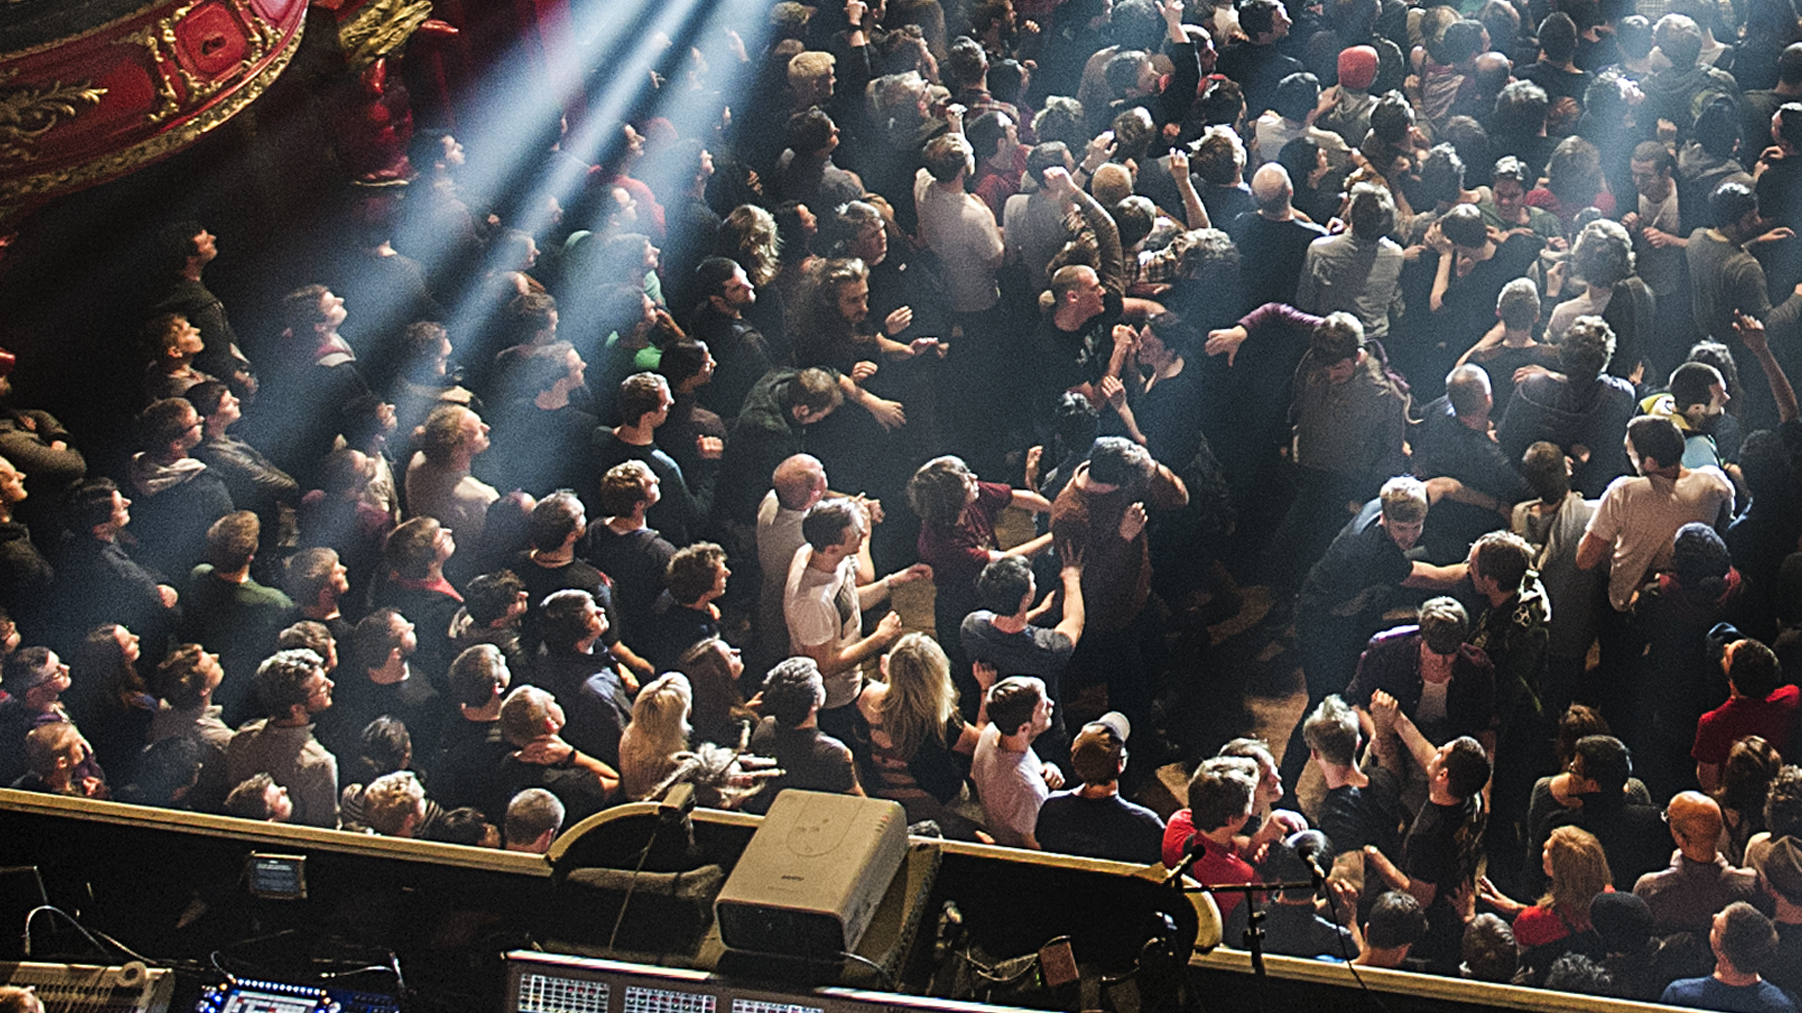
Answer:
[{"xmin": 4, "ymin": 0, "xmax": 1802, "ymax": 1001}]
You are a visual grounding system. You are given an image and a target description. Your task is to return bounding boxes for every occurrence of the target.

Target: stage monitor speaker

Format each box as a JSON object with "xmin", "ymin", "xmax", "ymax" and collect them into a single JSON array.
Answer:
[{"xmin": 713, "ymin": 792, "xmax": 907, "ymax": 959}]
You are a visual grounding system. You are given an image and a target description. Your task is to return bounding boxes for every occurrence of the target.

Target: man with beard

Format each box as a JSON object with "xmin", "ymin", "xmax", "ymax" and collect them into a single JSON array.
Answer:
[{"xmin": 685, "ymin": 257, "xmax": 772, "ymax": 422}]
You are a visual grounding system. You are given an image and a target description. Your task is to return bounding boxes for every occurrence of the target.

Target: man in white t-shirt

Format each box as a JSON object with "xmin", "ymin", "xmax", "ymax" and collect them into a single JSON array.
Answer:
[
  {"xmin": 971, "ymin": 676, "xmax": 1064, "ymax": 848},
  {"xmin": 784, "ymin": 497, "xmax": 928, "ymax": 739},
  {"xmin": 757, "ymin": 455, "xmax": 885, "ymax": 664},
  {"xmin": 1577, "ymin": 415, "xmax": 1735, "ymax": 726},
  {"xmin": 1577, "ymin": 415, "xmax": 1735, "ymax": 612}
]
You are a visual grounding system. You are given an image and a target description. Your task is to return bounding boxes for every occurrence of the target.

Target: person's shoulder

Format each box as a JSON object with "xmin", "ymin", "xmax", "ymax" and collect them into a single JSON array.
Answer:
[
  {"xmin": 1364, "ymin": 624, "xmax": 1422, "ymax": 656},
  {"xmin": 962, "ymin": 611, "xmax": 998, "ymax": 637},
  {"xmin": 749, "ymin": 714, "xmax": 780, "ymax": 746},
  {"xmin": 812, "ymin": 728, "xmax": 854, "ymax": 762},
  {"xmin": 1118, "ymin": 795, "xmax": 1166, "ymax": 825},
  {"xmin": 1688, "ymin": 465, "xmax": 1735, "ymax": 495},
  {"xmin": 1597, "ymin": 472, "xmax": 1646, "ymax": 501},
  {"xmin": 1755, "ymin": 980, "xmax": 1799, "ymax": 1013},
  {"xmin": 1660, "ymin": 975, "xmax": 1710, "ymax": 1005},
  {"xmin": 228, "ymin": 717, "xmax": 270, "ymax": 741}
]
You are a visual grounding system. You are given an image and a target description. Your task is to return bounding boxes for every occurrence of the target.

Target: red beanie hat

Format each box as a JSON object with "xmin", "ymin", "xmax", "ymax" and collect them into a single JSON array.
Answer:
[{"xmin": 1339, "ymin": 46, "xmax": 1380, "ymax": 92}]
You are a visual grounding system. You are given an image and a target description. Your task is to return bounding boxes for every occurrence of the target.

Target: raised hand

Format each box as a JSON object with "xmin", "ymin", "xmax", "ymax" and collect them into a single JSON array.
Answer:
[{"xmin": 1118, "ymin": 501, "xmax": 1148, "ymax": 540}]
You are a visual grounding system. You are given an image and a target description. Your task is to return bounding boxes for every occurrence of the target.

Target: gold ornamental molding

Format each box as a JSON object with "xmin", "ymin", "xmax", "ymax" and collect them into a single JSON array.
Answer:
[
  {"xmin": 118, "ymin": 0, "xmax": 284, "ymax": 124},
  {"xmin": 0, "ymin": 72, "xmax": 108, "ymax": 165},
  {"xmin": 0, "ymin": 12, "xmax": 302, "ymax": 205},
  {"xmin": 337, "ymin": 0, "xmax": 432, "ymax": 69}
]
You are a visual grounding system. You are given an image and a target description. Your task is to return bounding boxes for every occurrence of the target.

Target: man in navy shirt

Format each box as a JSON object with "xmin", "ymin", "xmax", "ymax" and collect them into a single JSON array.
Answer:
[{"xmin": 1662, "ymin": 902, "xmax": 1798, "ymax": 1013}]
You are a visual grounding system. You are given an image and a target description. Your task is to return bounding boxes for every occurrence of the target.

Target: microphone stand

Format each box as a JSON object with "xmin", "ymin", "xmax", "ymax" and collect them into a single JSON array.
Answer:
[{"xmin": 1166, "ymin": 849, "xmax": 1327, "ymax": 1013}]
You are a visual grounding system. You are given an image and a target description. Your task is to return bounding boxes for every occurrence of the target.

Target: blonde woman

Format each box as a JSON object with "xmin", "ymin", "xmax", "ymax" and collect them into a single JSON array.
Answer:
[
  {"xmin": 1479, "ymin": 825, "xmax": 1612, "ymax": 973},
  {"xmin": 617, "ymin": 673, "xmax": 693, "ymax": 800},
  {"xmin": 856, "ymin": 633, "xmax": 990, "ymax": 838}
]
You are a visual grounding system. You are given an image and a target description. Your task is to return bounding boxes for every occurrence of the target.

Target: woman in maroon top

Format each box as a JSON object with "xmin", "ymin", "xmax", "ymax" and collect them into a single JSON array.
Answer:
[{"xmin": 907, "ymin": 456, "xmax": 1054, "ymax": 693}]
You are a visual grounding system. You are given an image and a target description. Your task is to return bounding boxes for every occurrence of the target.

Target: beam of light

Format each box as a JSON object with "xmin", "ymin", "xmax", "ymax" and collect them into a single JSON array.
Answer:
[
  {"xmin": 396, "ymin": 0, "xmax": 772, "ymax": 359},
  {"xmin": 326, "ymin": 0, "xmax": 780, "ymax": 508}
]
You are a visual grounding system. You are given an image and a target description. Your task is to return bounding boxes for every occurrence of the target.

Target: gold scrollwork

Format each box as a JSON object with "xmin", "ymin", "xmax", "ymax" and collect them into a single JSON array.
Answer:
[
  {"xmin": 338, "ymin": 0, "xmax": 434, "ymax": 69},
  {"xmin": 0, "ymin": 14, "xmax": 302, "ymax": 208},
  {"xmin": 117, "ymin": 0, "xmax": 282, "ymax": 125},
  {"xmin": 0, "ymin": 76, "xmax": 109, "ymax": 166}
]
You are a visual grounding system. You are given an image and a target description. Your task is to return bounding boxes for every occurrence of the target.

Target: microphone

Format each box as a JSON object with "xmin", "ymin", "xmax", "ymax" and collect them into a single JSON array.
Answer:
[
  {"xmin": 1288, "ymin": 829, "xmax": 1332, "ymax": 891},
  {"xmin": 1305, "ymin": 854, "xmax": 1328, "ymax": 889}
]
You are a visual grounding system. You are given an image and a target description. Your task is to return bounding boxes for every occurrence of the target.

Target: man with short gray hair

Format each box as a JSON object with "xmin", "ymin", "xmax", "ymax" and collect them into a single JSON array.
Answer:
[
  {"xmin": 1226, "ymin": 162, "xmax": 1325, "ymax": 313},
  {"xmin": 503, "ymin": 787, "xmax": 565, "ymax": 853}
]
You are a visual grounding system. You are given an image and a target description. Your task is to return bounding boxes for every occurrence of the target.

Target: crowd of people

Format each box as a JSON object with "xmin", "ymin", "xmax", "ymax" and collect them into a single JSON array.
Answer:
[{"xmin": 4, "ymin": 0, "xmax": 1802, "ymax": 1001}]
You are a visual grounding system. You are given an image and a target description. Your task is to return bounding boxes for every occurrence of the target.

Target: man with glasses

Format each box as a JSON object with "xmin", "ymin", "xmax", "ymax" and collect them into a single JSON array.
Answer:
[{"xmin": 127, "ymin": 397, "xmax": 234, "ymax": 581}]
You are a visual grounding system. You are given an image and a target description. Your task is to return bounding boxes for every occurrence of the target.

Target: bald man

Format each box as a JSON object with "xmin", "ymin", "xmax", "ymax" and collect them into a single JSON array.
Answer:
[
  {"xmin": 1226, "ymin": 163, "xmax": 1326, "ymax": 314},
  {"xmin": 754, "ymin": 455, "xmax": 879, "ymax": 667},
  {"xmin": 1634, "ymin": 791, "xmax": 1761, "ymax": 935}
]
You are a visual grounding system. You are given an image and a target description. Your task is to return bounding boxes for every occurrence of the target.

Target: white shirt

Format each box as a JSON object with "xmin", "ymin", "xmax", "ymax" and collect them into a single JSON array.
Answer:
[
  {"xmin": 1586, "ymin": 467, "xmax": 1735, "ymax": 611},
  {"xmin": 916, "ymin": 169, "xmax": 1005, "ymax": 313},
  {"xmin": 784, "ymin": 546, "xmax": 864, "ymax": 708},
  {"xmin": 971, "ymin": 723, "xmax": 1049, "ymax": 848}
]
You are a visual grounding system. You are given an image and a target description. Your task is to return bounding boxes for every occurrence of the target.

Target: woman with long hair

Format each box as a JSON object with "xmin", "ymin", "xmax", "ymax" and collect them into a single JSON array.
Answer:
[
  {"xmin": 618, "ymin": 673, "xmax": 694, "ymax": 800},
  {"xmin": 1480, "ymin": 825, "xmax": 1612, "ymax": 979},
  {"xmin": 67, "ymin": 624, "xmax": 156, "ymax": 786},
  {"xmin": 856, "ymin": 633, "xmax": 990, "ymax": 838},
  {"xmin": 677, "ymin": 637, "xmax": 756, "ymax": 747},
  {"xmin": 1717, "ymin": 735, "xmax": 1783, "ymax": 865},
  {"xmin": 908, "ymin": 455, "xmax": 1052, "ymax": 706}
]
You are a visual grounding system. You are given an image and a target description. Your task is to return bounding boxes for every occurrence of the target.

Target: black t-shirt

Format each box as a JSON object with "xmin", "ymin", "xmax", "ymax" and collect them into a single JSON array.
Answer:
[
  {"xmin": 582, "ymin": 524, "xmax": 675, "ymax": 640},
  {"xmin": 432, "ymin": 720, "xmax": 514, "ymax": 816},
  {"xmin": 1317, "ymin": 779, "xmax": 1403, "ymax": 859},
  {"xmin": 514, "ymin": 551, "xmax": 621, "ymax": 651},
  {"xmin": 1435, "ymin": 234, "xmax": 1545, "ymax": 344},
  {"xmin": 1403, "ymin": 795, "xmax": 1486, "ymax": 971},
  {"xmin": 319, "ymin": 672, "xmax": 445, "ymax": 771},
  {"xmin": 1518, "ymin": 62, "xmax": 1594, "ymax": 109},
  {"xmin": 1227, "ymin": 213, "xmax": 1327, "ymax": 316},
  {"xmin": 744, "ymin": 718, "xmax": 858, "ymax": 814},
  {"xmin": 1035, "ymin": 290, "xmax": 1125, "ymax": 397},
  {"xmin": 641, "ymin": 590, "xmax": 722, "ymax": 671},
  {"xmin": 496, "ymin": 754, "xmax": 612, "ymax": 826}
]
